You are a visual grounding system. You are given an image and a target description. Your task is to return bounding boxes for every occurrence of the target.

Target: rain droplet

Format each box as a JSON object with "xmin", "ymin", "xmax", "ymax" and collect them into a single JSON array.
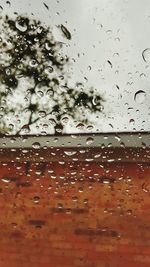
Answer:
[
  {"xmin": 9, "ymin": 123, "xmax": 14, "ymax": 130},
  {"xmin": 55, "ymin": 124, "xmax": 63, "ymax": 133},
  {"xmin": 33, "ymin": 196, "xmax": 40, "ymax": 204},
  {"xmin": 35, "ymin": 170, "xmax": 42, "ymax": 175},
  {"xmin": 115, "ymin": 135, "xmax": 120, "ymax": 142},
  {"xmin": 134, "ymin": 90, "xmax": 146, "ymax": 104},
  {"xmin": 45, "ymin": 42, "xmax": 51, "ymax": 50},
  {"xmin": 20, "ymin": 124, "xmax": 30, "ymax": 134},
  {"xmin": 37, "ymin": 26, "xmax": 43, "ymax": 34},
  {"xmin": 45, "ymin": 66, "xmax": 53, "ymax": 74},
  {"xmin": 38, "ymin": 111, "xmax": 46, "ymax": 117},
  {"xmin": 142, "ymin": 48, "xmax": 150, "ymax": 62},
  {"xmin": 53, "ymin": 137, "xmax": 58, "ymax": 142},
  {"xmin": 78, "ymin": 187, "xmax": 83, "ymax": 193},
  {"xmin": 142, "ymin": 183, "xmax": 149, "ymax": 193},
  {"xmin": 32, "ymin": 142, "xmax": 41, "ymax": 149},
  {"xmin": 15, "ymin": 19, "xmax": 28, "ymax": 32},
  {"xmin": 86, "ymin": 137, "xmax": 94, "ymax": 145},
  {"xmin": 60, "ymin": 24, "xmax": 71, "ymax": 40},
  {"xmin": 6, "ymin": 1, "xmax": 11, "ymax": 7},
  {"xmin": 37, "ymin": 90, "xmax": 44, "ymax": 97},
  {"xmin": 11, "ymin": 223, "xmax": 17, "ymax": 229},
  {"xmin": 129, "ymin": 119, "xmax": 135, "ymax": 126},
  {"xmin": 94, "ymin": 153, "xmax": 101, "ymax": 158},
  {"xmin": 49, "ymin": 118, "xmax": 56, "ymax": 126},
  {"xmin": 101, "ymin": 177, "xmax": 110, "ymax": 184},
  {"xmin": 61, "ymin": 116, "xmax": 69, "ymax": 125},
  {"xmin": 72, "ymin": 196, "xmax": 78, "ymax": 202},
  {"xmin": 92, "ymin": 96, "xmax": 98, "ymax": 106},
  {"xmin": 1, "ymin": 177, "xmax": 10, "ymax": 183},
  {"xmin": 76, "ymin": 123, "xmax": 85, "ymax": 130},
  {"xmin": 87, "ymin": 125, "xmax": 94, "ymax": 130},
  {"xmin": 64, "ymin": 151, "xmax": 77, "ymax": 156},
  {"xmin": 57, "ymin": 203, "xmax": 63, "ymax": 209},
  {"xmin": 107, "ymin": 60, "xmax": 113, "ymax": 68},
  {"xmin": 29, "ymin": 59, "xmax": 38, "ymax": 67},
  {"xmin": 46, "ymin": 89, "xmax": 54, "ymax": 96},
  {"xmin": 126, "ymin": 209, "xmax": 132, "ymax": 215},
  {"xmin": 43, "ymin": 2, "xmax": 49, "ymax": 10}
]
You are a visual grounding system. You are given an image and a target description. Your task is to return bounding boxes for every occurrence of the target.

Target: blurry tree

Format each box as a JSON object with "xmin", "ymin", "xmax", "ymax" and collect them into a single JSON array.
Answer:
[{"xmin": 0, "ymin": 15, "xmax": 103, "ymax": 135}]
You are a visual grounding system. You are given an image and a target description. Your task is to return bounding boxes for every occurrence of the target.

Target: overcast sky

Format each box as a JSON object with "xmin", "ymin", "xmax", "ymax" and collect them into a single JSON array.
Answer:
[{"xmin": 1, "ymin": 0, "xmax": 150, "ymax": 132}]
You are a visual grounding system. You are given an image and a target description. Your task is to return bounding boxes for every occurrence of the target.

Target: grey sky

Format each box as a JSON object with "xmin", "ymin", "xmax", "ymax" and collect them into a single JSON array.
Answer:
[{"xmin": 1, "ymin": 0, "xmax": 150, "ymax": 132}]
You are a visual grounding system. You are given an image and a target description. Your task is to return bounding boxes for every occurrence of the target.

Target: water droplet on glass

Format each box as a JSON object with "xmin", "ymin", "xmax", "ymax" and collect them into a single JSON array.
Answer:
[
  {"xmin": 120, "ymin": 142, "xmax": 125, "ymax": 148},
  {"xmin": 43, "ymin": 2, "xmax": 49, "ymax": 10},
  {"xmin": 9, "ymin": 123, "xmax": 14, "ymax": 130},
  {"xmin": 92, "ymin": 96, "xmax": 99, "ymax": 106},
  {"xmin": 94, "ymin": 153, "xmax": 101, "ymax": 158},
  {"xmin": 38, "ymin": 111, "xmax": 46, "ymax": 117},
  {"xmin": 142, "ymin": 48, "xmax": 150, "ymax": 62},
  {"xmin": 35, "ymin": 170, "xmax": 42, "ymax": 175},
  {"xmin": 57, "ymin": 203, "xmax": 63, "ymax": 209},
  {"xmin": 45, "ymin": 42, "xmax": 51, "ymax": 50},
  {"xmin": 129, "ymin": 119, "xmax": 135, "ymax": 126},
  {"xmin": 20, "ymin": 124, "xmax": 30, "ymax": 134},
  {"xmin": 109, "ymin": 123, "xmax": 113, "ymax": 129},
  {"xmin": 115, "ymin": 135, "xmax": 121, "ymax": 142},
  {"xmin": 6, "ymin": 1, "xmax": 11, "ymax": 7},
  {"xmin": 87, "ymin": 125, "xmax": 94, "ymax": 130},
  {"xmin": 49, "ymin": 118, "xmax": 56, "ymax": 126},
  {"xmin": 101, "ymin": 177, "xmax": 110, "ymax": 184},
  {"xmin": 86, "ymin": 137, "xmax": 94, "ymax": 145},
  {"xmin": 29, "ymin": 59, "xmax": 38, "ymax": 67},
  {"xmin": 15, "ymin": 19, "xmax": 28, "ymax": 32},
  {"xmin": 37, "ymin": 90, "xmax": 44, "ymax": 97},
  {"xmin": 140, "ymin": 73, "xmax": 146, "ymax": 79},
  {"xmin": 32, "ymin": 142, "xmax": 41, "ymax": 149},
  {"xmin": 76, "ymin": 123, "xmax": 85, "ymax": 130},
  {"xmin": 11, "ymin": 223, "xmax": 17, "ymax": 229},
  {"xmin": 53, "ymin": 137, "xmax": 58, "ymax": 142},
  {"xmin": 88, "ymin": 65, "xmax": 92, "ymax": 71},
  {"xmin": 61, "ymin": 116, "xmax": 69, "ymax": 125},
  {"xmin": 33, "ymin": 196, "xmax": 40, "ymax": 204},
  {"xmin": 64, "ymin": 151, "xmax": 77, "ymax": 156},
  {"xmin": 1, "ymin": 177, "xmax": 10, "ymax": 183},
  {"xmin": 142, "ymin": 183, "xmax": 149, "ymax": 193},
  {"xmin": 60, "ymin": 24, "xmax": 71, "ymax": 40},
  {"xmin": 37, "ymin": 26, "xmax": 43, "ymax": 34},
  {"xmin": 126, "ymin": 209, "xmax": 132, "ymax": 215},
  {"xmin": 45, "ymin": 66, "xmax": 53, "ymax": 74},
  {"xmin": 78, "ymin": 187, "xmax": 83, "ymax": 193},
  {"xmin": 55, "ymin": 124, "xmax": 63, "ymax": 133},
  {"xmin": 72, "ymin": 196, "xmax": 78, "ymax": 202},
  {"xmin": 134, "ymin": 90, "xmax": 146, "ymax": 104},
  {"xmin": 47, "ymin": 89, "xmax": 54, "ymax": 97}
]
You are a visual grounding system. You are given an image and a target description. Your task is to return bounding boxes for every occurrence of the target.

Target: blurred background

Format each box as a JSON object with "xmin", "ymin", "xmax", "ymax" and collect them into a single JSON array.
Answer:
[{"xmin": 0, "ymin": 0, "xmax": 150, "ymax": 134}]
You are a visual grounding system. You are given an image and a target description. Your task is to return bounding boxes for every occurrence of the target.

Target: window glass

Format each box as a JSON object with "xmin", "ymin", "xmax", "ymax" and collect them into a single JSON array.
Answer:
[{"xmin": 1, "ymin": 0, "xmax": 150, "ymax": 135}]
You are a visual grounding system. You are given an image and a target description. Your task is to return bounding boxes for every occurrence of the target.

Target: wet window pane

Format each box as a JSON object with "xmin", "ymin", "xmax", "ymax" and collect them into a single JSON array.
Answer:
[
  {"xmin": 0, "ymin": 1, "xmax": 150, "ymax": 267},
  {"xmin": 0, "ymin": 0, "xmax": 150, "ymax": 135}
]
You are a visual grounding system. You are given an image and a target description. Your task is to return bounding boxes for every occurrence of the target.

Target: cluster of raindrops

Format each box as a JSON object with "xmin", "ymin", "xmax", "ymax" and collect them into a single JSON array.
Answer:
[{"xmin": 0, "ymin": 15, "xmax": 103, "ymax": 135}]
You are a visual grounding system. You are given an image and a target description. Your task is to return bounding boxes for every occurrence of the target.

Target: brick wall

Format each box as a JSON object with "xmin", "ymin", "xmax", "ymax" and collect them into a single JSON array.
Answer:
[{"xmin": 0, "ymin": 148, "xmax": 150, "ymax": 266}]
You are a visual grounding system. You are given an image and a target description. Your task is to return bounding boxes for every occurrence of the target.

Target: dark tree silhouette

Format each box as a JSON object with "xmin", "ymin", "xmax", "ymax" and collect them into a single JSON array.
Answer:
[{"xmin": 0, "ymin": 15, "xmax": 103, "ymax": 135}]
